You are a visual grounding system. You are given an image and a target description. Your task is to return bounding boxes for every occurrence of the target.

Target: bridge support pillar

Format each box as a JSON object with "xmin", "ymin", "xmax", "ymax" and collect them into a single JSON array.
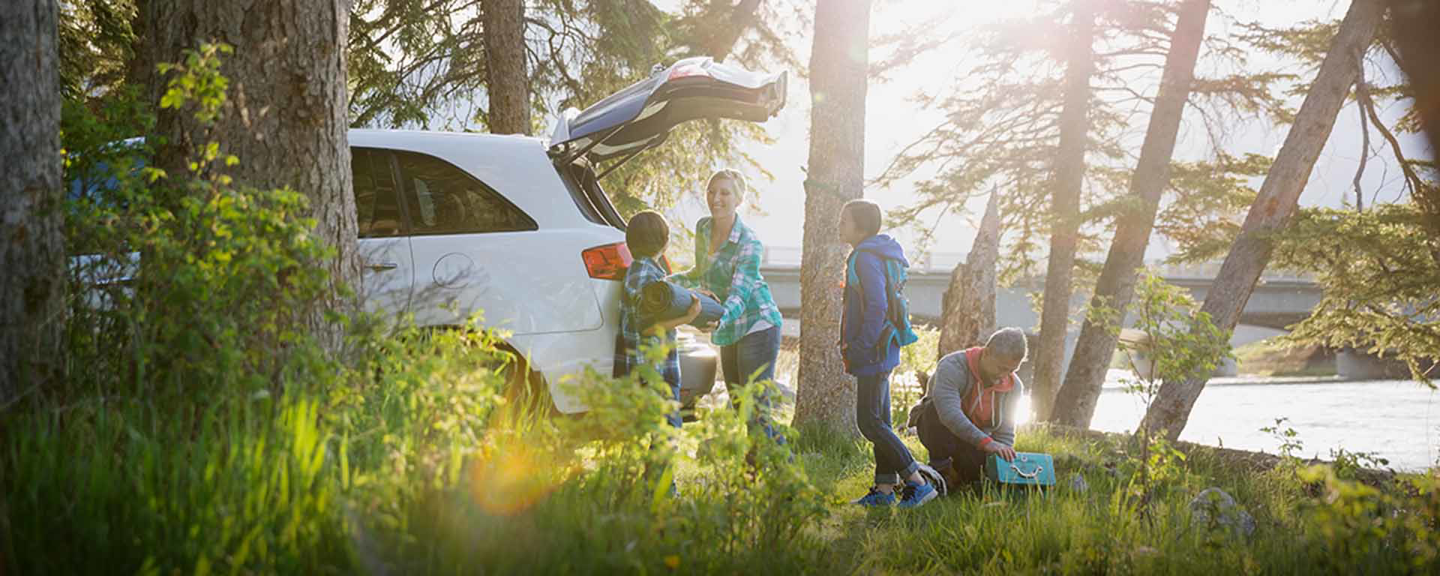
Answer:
[{"xmin": 1336, "ymin": 349, "xmax": 1414, "ymax": 381}]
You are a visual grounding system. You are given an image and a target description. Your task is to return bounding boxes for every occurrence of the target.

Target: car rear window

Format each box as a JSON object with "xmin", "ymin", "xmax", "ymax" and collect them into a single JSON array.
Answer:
[
  {"xmin": 556, "ymin": 161, "xmax": 627, "ymax": 230},
  {"xmin": 392, "ymin": 150, "xmax": 537, "ymax": 235}
]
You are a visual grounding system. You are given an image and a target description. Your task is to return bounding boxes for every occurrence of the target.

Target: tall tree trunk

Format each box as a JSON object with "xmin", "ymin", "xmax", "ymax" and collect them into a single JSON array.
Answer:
[
  {"xmin": 938, "ymin": 190, "xmax": 1000, "ymax": 359},
  {"xmin": 1140, "ymin": 0, "xmax": 1384, "ymax": 440},
  {"xmin": 1050, "ymin": 0, "xmax": 1212, "ymax": 428},
  {"xmin": 1030, "ymin": 0, "xmax": 1097, "ymax": 422},
  {"xmin": 794, "ymin": 0, "xmax": 871, "ymax": 436},
  {"xmin": 0, "ymin": 0, "xmax": 64, "ymax": 405},
  {"xmin": 483, "ymin": 0, "xmax": 531, "ymax": 135},
  {"xmin": 146, "ymin": 0, "xmax": 358, "ymax": 349},
  {"xmin": 1386, "ymin": 0, "xmax": 1440, "ymax": 264}
]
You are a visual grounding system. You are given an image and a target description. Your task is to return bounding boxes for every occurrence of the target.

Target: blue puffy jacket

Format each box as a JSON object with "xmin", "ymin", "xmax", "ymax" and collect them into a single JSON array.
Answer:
[{"xmin": 841, "ymin": 234, "xmax": 909, "ymax": 376}]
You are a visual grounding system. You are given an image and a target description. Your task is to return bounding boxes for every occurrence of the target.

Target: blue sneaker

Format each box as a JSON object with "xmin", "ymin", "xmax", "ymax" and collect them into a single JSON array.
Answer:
[
  {"xmin": 897, "ymin": 480, "xmax": 937, "ymax": 509},
  {"xmin": 852, "ymin": 486, "xmax": 897, "ymax": 507}
]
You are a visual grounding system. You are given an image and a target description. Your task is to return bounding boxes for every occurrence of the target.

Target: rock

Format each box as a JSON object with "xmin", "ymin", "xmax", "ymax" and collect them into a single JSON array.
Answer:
[
  {"xmin": 1068, "ymin": 473, "xmax": 1089, "ymax": 494},
  {"xmin": 1189, "ymin": 487, "xmax": 1256, "ymax": 537}
]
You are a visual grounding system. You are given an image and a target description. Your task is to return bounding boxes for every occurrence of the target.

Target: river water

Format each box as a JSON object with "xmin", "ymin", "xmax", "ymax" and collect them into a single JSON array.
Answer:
[{"xmin": 1087, "ymin": 374, "xmax": 1440, "ymax": 472}]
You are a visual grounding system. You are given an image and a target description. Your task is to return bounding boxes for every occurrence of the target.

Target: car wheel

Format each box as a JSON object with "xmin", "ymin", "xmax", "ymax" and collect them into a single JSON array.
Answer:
[{"xmin": 498, "ymin": 351, "xmax": 556, "ymax": 418}]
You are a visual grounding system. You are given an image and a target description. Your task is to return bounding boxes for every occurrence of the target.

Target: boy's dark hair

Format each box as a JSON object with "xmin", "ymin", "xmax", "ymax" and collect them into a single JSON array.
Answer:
[
  {"xmin": 626, "ymin": 210, "xmax": 670, "ymax": 257},
  {"xmin": 843, "ymin": 199, "xmax": 883, "ymax": 238}
]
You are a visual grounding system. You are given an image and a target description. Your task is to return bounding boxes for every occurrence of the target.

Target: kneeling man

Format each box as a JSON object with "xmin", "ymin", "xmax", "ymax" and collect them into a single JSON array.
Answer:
[{"xmin": 915, "ymin": 327, "xmax": 1028, "ymax": 490}]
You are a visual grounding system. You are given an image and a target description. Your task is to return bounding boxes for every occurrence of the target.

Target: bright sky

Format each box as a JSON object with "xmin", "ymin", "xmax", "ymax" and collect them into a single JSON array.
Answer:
[{"xmin": 651, "ymin": 0, "xmax": 1428, "ymax": 267}]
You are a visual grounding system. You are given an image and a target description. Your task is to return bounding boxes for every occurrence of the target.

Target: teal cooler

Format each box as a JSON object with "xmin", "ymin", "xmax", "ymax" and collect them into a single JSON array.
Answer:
[{"xmin": 985, "ymin": 452, "xmax": 1056, "ymax": 489}]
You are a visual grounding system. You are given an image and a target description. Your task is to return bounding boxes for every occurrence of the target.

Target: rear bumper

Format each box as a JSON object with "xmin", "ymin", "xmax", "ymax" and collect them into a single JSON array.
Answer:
[{"xmin": 519, "ymin": 328, "xmax": 718, "ymax": 414}]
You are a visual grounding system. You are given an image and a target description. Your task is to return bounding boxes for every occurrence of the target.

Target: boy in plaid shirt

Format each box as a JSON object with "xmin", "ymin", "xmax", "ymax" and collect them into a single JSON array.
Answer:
[{"xmin": 616, "ymin": 211, "xmax": 700, "ymax": 428}]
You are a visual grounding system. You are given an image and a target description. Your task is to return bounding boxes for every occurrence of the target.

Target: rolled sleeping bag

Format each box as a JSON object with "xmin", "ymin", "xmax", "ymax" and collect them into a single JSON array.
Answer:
[{"xmin": 640, "ymin": 280, "xmax": 724, "ymax": 327}]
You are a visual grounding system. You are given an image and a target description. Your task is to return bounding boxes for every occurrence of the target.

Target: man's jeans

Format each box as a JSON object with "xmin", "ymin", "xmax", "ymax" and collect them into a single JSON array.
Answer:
[
  {"xmin": 856, "ymin": 371, "xmax": 919, "ymax": 485},
  {"xmin": 719, "ymin": 324, "xmax": 786, "ymax": 444},
  {"xmin": 917, "ymin": 400, "xmax": 988, "ymax": 486}
]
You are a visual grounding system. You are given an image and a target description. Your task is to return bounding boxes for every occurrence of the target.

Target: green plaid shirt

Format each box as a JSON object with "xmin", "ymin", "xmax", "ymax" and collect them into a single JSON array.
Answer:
[{"xmin": 671, "ymin": 216, "xmax": 783, "ymax": 346}]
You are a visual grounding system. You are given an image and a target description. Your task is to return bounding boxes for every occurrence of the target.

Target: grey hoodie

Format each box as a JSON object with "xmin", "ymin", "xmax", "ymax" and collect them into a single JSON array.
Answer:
[{"xmin": 928, "ymin": 349, "xmax": 1025, "ymax": 448}]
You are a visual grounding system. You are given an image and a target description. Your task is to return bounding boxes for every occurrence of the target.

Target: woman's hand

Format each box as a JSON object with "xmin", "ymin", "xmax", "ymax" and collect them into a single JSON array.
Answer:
[
  {"xmin": 982, "ymin": 441, "xmax": 1017, "ymax": 462},
  {"xmin": 696, "ymin": 288, "xmax": 719, "ymax": 302}
]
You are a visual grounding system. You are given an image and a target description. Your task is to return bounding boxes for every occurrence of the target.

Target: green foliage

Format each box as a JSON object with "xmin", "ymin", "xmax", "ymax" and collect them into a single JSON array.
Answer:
[
  {"xmin": 891, "ymin": 324, "xmax": 941, "ymax": 424},
  {"xmin": 1158, "ymin": 153, "xmax": 1270, "ymax": 263},
  {"xmin": 1115, "ymin": 272, "xmax": 1233, "ymax": 400},
  {"xmin": 1271, "ymin": 204, "xmax": 1440, "ymax": 385},
  {"xmin": 1298, "ymin": 465, "xmax": 1440, "ymax": 574},
  {"xmin": 878, "ymin": 0, "xmax": 1286, "ymax": 281},
  {"xmin": 1261, "ymin": 417, "xmax": 1306, "ymax": 463},
  {"xmin": 57, "ymin": 0, "xmax": 141, "ymax": 101},
  {"xmin": 62, "ymin": 44, "xmax": 336, "ymax": 406},
  {"xmin": 1099, "ymin": 271, "xmax": 1231, "ymax": 501}
]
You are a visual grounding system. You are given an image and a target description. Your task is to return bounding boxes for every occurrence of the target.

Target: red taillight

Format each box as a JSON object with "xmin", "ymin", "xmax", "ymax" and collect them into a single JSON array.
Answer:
[
  {"xmin": 667, "ymin": 63, "xmax": 709, "ymax": 81},
  {"xmin": 582, "ymin": 242, "xmax": 633, "ymax": 280}
]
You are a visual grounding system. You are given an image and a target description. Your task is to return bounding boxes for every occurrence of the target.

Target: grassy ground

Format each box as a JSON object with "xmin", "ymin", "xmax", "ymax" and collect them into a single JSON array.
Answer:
[
  {"xmin": 677, "ymin": 417, "xmax": 1426, "ymax": 575},
  {"xmin": 8, "ymin": 332, "xmax": 1435, "ymax": 574},
  {"xmin": 686, "ymin": 346, "xmax": 1435, "ymax": 575}
]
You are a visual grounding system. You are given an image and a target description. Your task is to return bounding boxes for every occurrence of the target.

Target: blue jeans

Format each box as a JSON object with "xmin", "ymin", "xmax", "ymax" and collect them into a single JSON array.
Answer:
[
  {"xmin": 664, "ymin": 379, "xmax": 683, "ymax": 429},
  {"xmin": 856, "ymin": 371, "xmax": 919, "ymax": 485},
  {"xmin": 719, "ymin": 324, "xmax": 786, "ymax": 444}
]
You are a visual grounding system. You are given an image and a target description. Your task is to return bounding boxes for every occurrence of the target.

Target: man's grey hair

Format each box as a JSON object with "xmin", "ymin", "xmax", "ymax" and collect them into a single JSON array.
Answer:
[{"xmin": 985, "ymin": 327, "xmax": 1029, "ymax": 361}]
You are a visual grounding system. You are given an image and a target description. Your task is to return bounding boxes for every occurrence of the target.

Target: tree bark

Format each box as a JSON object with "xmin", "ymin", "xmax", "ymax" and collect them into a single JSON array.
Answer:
[
  {"xmin": 0, "ymin": 0, "xmax": 64, "ymax": 405},
  {"xmin": 483, "ymin": 0, "xmax": 531, "ymax": 135},
  {"xmin": 1030, "ymin": 0, "xmax": 1097, "ymax": 422},
  {"xmin": 1140, "ymin": 0, "xmax": 1384, "ymax": 440},
  {"xmin": 793, "ymin": 0, "xmax": 871, "ymax": 437},
  {"xmin": 938, "ymin": 191, "xmax": 1000, "ymax": 359},
  {"xmin": 1050, "ymin": 0, "xmax": 1211, "ymax": 428},
  {"xmin": 146, "ymin": 0, "xmax": 359, "ymax": 348},
  {"xmin": 1386, "ymin": 0, "xmax": 1440, "ymax": 265}
]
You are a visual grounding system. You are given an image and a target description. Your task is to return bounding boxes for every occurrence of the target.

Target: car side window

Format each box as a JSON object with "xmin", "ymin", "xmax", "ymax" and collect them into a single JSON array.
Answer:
[
  {"xmin": 352, "ymin": 147, "xmax": 405, "ymax": 238},
  {"xmin": 393, "ymin": 150, "xmax": 537, "ymax": 235}
]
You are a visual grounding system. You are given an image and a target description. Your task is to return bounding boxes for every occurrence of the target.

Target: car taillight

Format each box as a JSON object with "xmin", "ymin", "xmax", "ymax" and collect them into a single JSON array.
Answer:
[
  {"xmin": 668, "ymin": 63, "xmax": 709, "ymax": 81},
  {"xmin": 582, "ymin": 242, "xmax": 633, "ymax": 280}
]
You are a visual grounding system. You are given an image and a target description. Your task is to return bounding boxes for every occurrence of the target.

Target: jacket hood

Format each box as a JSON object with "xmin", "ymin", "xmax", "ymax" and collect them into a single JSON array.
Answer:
[{"xmin": 856, "ymin": 234, "xmax": 909, "ymax": 267}]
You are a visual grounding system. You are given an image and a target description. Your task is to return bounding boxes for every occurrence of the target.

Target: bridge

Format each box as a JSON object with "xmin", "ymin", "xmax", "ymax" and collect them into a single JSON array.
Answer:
[
  {"xmin": 758, "ymin": 248, "xmax": 1322, "ymax": 333},
  {"xmin": 755, "ymin": 250, "xmax": 1392, "ymax": 379}
]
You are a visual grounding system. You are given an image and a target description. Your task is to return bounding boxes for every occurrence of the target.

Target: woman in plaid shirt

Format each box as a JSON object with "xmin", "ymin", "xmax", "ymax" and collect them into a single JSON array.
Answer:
[{"xmin": 671, "ymin": 170, "xmax": 786, "ymax": 443}]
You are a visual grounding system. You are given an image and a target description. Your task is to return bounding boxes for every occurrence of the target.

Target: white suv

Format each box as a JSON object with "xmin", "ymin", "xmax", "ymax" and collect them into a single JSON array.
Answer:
[{"xmin": 349, "ymin": 57, "xmax": 787, "ymax": 413}]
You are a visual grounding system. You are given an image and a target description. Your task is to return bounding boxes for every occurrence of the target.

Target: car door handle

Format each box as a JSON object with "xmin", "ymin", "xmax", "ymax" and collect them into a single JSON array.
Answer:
[{"xmin": 366, "ymin": 262, "xmax": 399, "ymax": 272}]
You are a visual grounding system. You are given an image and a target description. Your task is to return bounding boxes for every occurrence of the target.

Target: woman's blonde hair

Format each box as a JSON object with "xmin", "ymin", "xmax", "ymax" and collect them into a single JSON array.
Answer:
[{"xmin": 707, "ymin": 169, "xmax": 748, "ymax": 199}]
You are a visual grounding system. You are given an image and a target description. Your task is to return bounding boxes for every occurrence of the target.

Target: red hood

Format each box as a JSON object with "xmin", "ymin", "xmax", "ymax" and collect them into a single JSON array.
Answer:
[{"xmin": 964, "ymin": 347, "xmax": 1016, "ymax": 393}]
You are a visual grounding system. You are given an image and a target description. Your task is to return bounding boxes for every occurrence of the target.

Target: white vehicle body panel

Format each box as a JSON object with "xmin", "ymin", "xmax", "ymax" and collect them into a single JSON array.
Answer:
[{"xmin": 349, "ymin": 130, "xmax": 624, "ymax": 413}]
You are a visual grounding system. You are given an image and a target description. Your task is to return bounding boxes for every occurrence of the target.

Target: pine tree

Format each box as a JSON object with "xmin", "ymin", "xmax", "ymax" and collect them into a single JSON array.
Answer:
[
  {"xmin": 1049, "ymin": 0, "xmax": 1211, "ymax": 427},
  {"xmin": 1141, "ymin": 0, "xmax": 1386, "ymax": 439},
  {"xmin": 1, "ymin": 0, "xmax": 65, "ymax": 403},
  {"xmin": 145, "ymin": 0, "xmax": 359, "ymax": 349},
  {"xmin": 483, "ymin": 0, "xmax": 532, "ymax": 135},
  {"xmin": 792, "ymin": 0, "xmax": 872, "ymax": 436}
]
